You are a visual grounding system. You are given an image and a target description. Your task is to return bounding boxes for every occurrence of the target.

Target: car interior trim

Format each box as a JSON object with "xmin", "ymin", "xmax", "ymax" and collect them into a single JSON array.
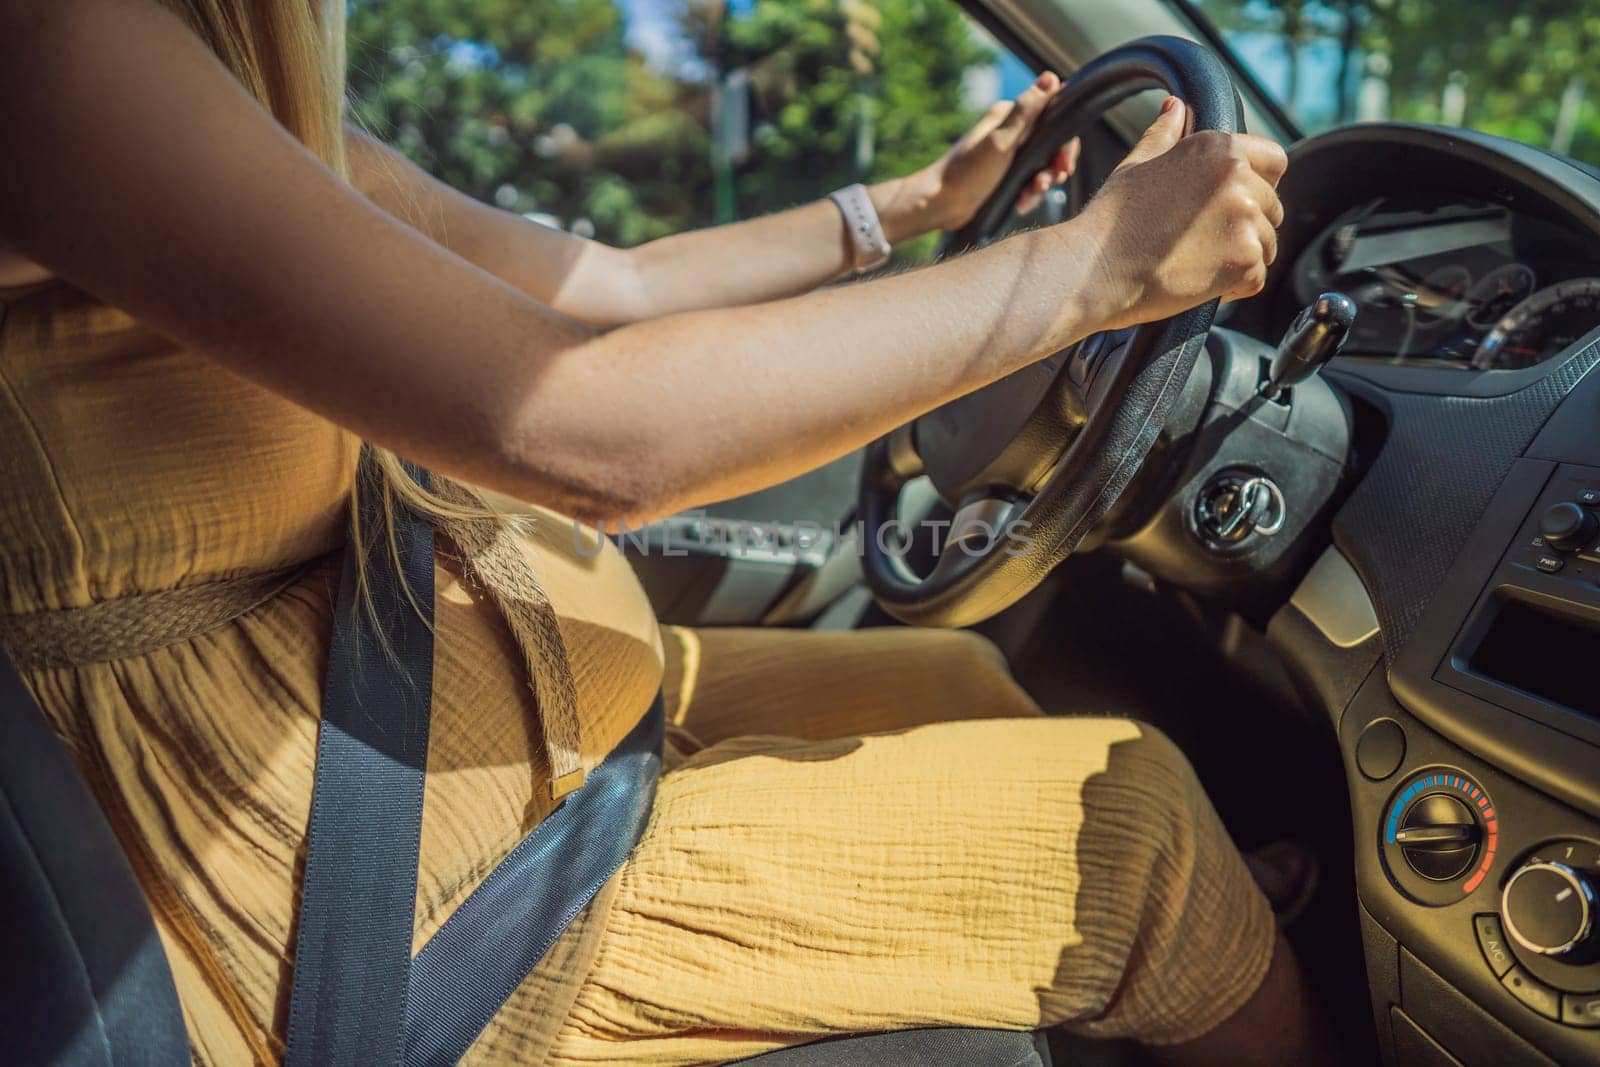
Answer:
[{"xmin": 1289, "ymin": 546, "xmax": 1381, "ymax": 649}]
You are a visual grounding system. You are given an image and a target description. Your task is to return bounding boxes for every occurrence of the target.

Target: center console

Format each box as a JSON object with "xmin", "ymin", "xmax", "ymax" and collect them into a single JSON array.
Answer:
[{"xmin": 1332, "ymin": 380, "xmax": 1600, "ymax": 1063}]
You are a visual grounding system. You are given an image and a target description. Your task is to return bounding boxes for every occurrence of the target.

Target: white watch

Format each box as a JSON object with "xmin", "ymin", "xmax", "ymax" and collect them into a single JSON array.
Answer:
[{"xmin": 828, "ymin": 183, "xmax": 892, "ymax": 273}]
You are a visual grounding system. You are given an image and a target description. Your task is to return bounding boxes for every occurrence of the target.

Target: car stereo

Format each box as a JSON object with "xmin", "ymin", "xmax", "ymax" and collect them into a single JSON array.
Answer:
[{"xmin": 1439, "ymin": 461, "xmax": 1600, "ymax": 738}]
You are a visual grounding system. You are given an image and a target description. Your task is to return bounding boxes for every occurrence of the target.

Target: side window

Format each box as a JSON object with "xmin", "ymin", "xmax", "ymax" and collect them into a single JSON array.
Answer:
[{"xmin": 346, "ymin": 0, "xmax": 1035, "ymax": 264}]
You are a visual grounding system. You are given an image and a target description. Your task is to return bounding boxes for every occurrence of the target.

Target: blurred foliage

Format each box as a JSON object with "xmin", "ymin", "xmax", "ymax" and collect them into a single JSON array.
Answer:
[
  {"xmin": 1195, "ymin": 0, "xmax": 1600, "ymax": 165},
  {"xmin": 347, "ymin": 0, "xmax": 995, "ymax": 257},
  {"xmin": 721, "ymin": 2, "xmax": 986, "ymax": 202}
]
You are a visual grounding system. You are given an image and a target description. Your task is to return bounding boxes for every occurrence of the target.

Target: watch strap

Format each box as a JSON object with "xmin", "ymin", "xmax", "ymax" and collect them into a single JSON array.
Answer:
[{"xmin": 828, "ymin": 183, "xmax": 892, "ymax": 272}]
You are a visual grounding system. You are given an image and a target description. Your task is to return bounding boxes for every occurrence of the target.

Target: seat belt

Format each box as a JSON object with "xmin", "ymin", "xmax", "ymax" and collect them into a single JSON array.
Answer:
[
  {"xmin": 286, "ymin": 463, "xmax": 662, "ymax": 1066},
  {"xmin": 404, "ymin": 704, "xmax": 661, "ymax": 1065},
  {"xmin": 282, "ymin": 463, "xmax": 436, "ymax": 1065}
]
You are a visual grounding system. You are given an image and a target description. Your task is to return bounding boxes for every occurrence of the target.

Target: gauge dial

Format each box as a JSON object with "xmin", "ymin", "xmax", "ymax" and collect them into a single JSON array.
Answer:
[
  {"xmin": 1474, "ymin": 277, "xmax": 1600, "ymax": 369},
  {"xmin": 1416, "ymin": 265, "xmax": 1473, "ymax": 325},
  {"xmin": 1466, "ymin": 263, "xmax": 1536, "ymax": 328}
]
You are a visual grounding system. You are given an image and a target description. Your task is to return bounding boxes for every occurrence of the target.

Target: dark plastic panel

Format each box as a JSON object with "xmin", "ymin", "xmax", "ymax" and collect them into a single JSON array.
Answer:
[
  {"xmin": 1361, "ymin": 904, "xmax": 1401, "ymax": 1065},
  {"xmin": 1389, "ymin": 459, "xmax": 1600, "ymax": 822},
  {"xmin": 1399, "ymin": 950, "xmax": 1551, "ymax": 1066},
  {"xmin": 1435, "ymin": 462, "xmax": 1600, "ymax": 743},
  {"xmin": 1340, "ymin": 672, "xmax": 1599, "ymax": 1064},
  {"xmin": 1109, "ymin": 329, "xmax": 1351, "ymax": 615},
  {"xmin": 1266, "ymin": 603, "xmax": 1382, "ymax": 730},
  {"xmin": 1391, "ymin": 1007, "xmax": 1465, "ymax": 1067},
  {"xmin": 1327, "ymin": 347, "xmax": 1600, "ymax": 668},
  {"xmin": 1528, "ymin": 347, "xmax": 1600, "ymax": 466}
]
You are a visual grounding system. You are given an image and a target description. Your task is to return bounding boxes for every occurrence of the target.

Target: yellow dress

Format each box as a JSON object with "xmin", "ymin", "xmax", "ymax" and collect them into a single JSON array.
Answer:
[{"xmin": 0, "ymin": 280, "xmax": 1276, "ymax": 1064}]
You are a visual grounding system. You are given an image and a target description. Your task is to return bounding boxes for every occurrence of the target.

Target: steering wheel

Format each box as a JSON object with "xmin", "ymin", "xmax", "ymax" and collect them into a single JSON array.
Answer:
[{"xmin": 858, "ymin": 35, "xmax": 1244, "ymax": 628}]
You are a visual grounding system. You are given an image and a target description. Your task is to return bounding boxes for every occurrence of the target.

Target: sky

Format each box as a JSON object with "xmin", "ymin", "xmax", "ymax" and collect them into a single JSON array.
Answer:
[
  {"xmin": 620, "ymin": 0, "xmax": 711, "ymax": 81},
  {"xmin": 1226, "ymin": 29, "xmax": 1351, "ymax": 131}
]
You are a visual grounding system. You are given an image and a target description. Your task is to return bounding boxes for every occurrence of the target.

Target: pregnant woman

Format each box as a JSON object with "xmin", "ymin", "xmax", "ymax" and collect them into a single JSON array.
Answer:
[{"xmin": 0, "ymin": 1, "xmax": 1324, "ymax": 1063}]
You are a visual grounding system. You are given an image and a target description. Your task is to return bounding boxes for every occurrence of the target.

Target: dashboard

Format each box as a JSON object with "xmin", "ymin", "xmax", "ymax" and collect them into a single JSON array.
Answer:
[
  {"xmin": 1219, "ymin": 122, "xmax": 1600, "ymax": 1066},
  {"xmin": 1291, "ymin": 197, "xmax": 1600, "ymax": 371}
]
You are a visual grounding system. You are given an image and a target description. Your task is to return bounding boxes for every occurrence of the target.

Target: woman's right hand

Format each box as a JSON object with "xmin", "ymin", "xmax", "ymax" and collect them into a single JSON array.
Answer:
[{"xmin": 1074, "ymin": 97, "xmax": 1287, "ymax": 333}]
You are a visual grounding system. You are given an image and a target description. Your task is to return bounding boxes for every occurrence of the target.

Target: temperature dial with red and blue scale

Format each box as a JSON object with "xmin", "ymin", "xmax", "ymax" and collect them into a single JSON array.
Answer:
[{"xmin": 1382, "ymin": 769, "xmax": 1499, "ymax": 906}]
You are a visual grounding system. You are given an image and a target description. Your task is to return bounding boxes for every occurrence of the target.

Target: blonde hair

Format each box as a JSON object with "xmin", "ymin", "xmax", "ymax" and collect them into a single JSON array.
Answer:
[
  {"xmin": 161, "ymin": 0, "xmax": 506, "ymax": 607},
  {"xmin": 162, "ymin": 0, "xmax": 347, "ymax": 170}
]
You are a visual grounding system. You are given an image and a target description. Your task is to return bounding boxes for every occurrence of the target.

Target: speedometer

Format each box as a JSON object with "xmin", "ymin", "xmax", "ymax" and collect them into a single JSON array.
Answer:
[
  {"xmin": 1474, "ymin": 278, "xmax": 1600, "ymax": 369},
  {"xmin": 1465, "ymin": 263, "xmax": 1536, "ymax": 328}
]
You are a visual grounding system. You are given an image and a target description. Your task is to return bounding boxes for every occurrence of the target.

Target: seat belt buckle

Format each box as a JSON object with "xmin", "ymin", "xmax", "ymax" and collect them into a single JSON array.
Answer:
[{"xmin": 550, "ymin": 768, "xmax": 586, "ymax": 801}]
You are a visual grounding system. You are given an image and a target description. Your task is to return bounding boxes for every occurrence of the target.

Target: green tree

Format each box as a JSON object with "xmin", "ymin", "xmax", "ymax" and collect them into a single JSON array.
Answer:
[
  {"xmin": 1196, "ymin": 0, "xmax": 1600, "ymax": 164},
  {"xmin": 348, "ymin": 0, "xmax": 710, "ymax": 246},
  {"xmin": 347, "ymin": 0, "xmax": 998, "ymax": 259},
  {"xmin": 721, "ymin": 0, "xmax": 991, "ymax": 258}
]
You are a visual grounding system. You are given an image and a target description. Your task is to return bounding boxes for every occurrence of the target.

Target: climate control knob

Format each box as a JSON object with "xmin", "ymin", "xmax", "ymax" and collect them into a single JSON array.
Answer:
[
  {"xmin": 1502, "ymin": 861, "xmax": 1596, "ymax": 958},
  {"xmin": 1396, "ymin": 793, "xmax": 1482, "ymax": 882}
]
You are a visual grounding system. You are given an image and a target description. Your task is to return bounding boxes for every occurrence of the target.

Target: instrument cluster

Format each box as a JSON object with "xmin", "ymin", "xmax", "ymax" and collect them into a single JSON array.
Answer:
[{"xmin": 1293, "ymin": 197, "xmax": 1600, "ymax": 370}]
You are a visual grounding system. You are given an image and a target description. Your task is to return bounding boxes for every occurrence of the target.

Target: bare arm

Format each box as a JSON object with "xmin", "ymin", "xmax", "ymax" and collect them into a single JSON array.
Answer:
[
  {"xmin": 344, "ymin": 126, "xmax": 891, "ymax": 327},
  {"xmin": 0, "ymin": 2, "xmax": 1282, "ymax": 526},
  {"xmin": 344, "ymin": 73, "xmax": 1076, "ymax": 328}
]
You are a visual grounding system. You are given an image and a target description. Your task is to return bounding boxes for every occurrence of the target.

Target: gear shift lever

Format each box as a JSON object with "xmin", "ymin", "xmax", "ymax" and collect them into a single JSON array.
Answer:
[{"xmin": 1262, "ymin": 291, "xmax": 1356, "ymax": 400}]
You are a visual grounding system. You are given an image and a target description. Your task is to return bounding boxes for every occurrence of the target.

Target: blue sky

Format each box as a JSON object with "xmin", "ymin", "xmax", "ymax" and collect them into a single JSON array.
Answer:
[
  {"xmin": 1226, "ymin": 30, "xmax": 1349, "ymax": 130},
  {"xmin": 620, "ymin": 0, "xmax": 711, "ymax": 81}
]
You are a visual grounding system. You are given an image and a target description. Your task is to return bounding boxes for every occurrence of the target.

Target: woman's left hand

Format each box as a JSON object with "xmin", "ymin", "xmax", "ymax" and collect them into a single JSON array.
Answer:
[{"xmin": 894, "ymin": 71, "xmax": 1080, "ymax": 234}]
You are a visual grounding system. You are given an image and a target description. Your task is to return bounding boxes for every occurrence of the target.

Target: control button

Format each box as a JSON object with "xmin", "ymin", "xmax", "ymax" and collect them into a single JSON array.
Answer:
[
  {"xmin": 1474, "ymin": 913, "xmax": 1515, "ymax": 977},
  {"xmin": 1502, "ymin": 965, "xmax": 1562, "ymax": 1020},
  {"xmin": 1356, "ymin": 718, "xmax": 1406, "ymax": 781},
  {"xmin": 1564, "ymin": 991, "xmax": 1600, "ymax": 1028},
  {"xmin": 1531, "ymin": 535, "xmax": 1549, "ymax": 549},
  {"xmin": 1536, "ymin": 554, "xmax": 1565, "ymax": 573},
  {"xmin": 1577, "ymin": 487, "xmax": 1600, "ymax": 507},
  {"xmin": 1397, "ymin": 794, "xmax": 1482, "ymax": 881},
  {"xmin": 1502, "ymin": 861, "xmax": 1596, "ymax": 957},
  {"xmin": 1538, "ymin": 502, "xmax": 1599, "ymax": 551}
]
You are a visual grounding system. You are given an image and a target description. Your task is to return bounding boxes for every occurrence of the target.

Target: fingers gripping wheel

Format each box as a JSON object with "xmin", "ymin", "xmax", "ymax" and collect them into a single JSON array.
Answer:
[{"xmin": 858, "ymin": 36, "xmax": 1245, "ymax": 628}]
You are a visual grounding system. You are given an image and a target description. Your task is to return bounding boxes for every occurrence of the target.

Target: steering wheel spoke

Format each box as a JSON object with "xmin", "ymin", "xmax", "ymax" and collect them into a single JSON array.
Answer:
[
  {"xmin": 884, "ymin": 423, "xmax": 923, "ymax": 482},
  {"xmin": 927, "ymin": 493, "xmax": 1028, "ymax": 583},
  {"xmin": 1069, "ymin": 328, "xmax": 1138, "ymax": 417}
]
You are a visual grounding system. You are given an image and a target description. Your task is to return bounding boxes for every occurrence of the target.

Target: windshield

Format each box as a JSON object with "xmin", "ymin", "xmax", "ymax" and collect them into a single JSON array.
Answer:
[{"xmin": 1188, "ymin": 1, "xmax": 1600, "ymax": 167}]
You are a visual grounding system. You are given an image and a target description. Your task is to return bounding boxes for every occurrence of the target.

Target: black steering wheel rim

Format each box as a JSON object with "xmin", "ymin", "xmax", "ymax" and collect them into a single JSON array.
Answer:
[{"xmin": 858, "ymin": 35, "xmax": 1244, "ymax": 628}]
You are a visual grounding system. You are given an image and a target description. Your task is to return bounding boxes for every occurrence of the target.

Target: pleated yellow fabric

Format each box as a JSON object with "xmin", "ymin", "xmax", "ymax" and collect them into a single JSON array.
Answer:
[
  {"xmin": 0, "ymin": 280, "xmax": 1276, "ymax": 1065},
  {"xmin": 0, "ymin": 282, "xmax": 660, "ymax": 1064},
  {"xmin": 551, "ymin": 626, "xmax": 1277, "ymax": 1062}
]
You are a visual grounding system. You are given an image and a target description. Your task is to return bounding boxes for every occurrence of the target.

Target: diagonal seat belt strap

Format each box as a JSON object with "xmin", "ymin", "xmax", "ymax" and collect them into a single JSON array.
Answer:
[
  {"xmin": 403, "ymin": 696, "xmax": 662, "ymax": 1066},
  {"xmin": 284, "ymin": 454, "xmax": 664, "ymax": 1065},
  {"xmin": 285, "ymin": 459, "xmax": 436, "ymax": 1067}
]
